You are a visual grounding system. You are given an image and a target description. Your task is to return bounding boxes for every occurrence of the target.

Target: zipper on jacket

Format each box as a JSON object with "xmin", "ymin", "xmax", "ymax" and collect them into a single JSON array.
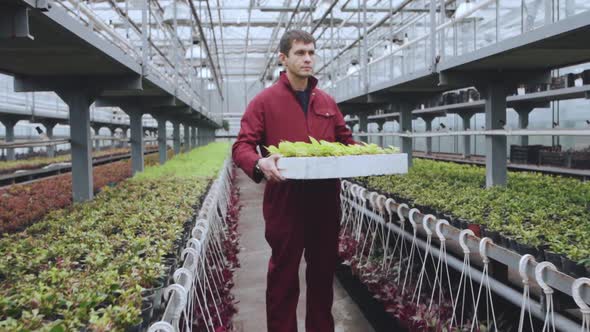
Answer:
[
  {"xmin": 290, "ymin": 89, "xmax": 315, "ymax": 137},
  {"xmin": 305, "ymin": 91, "xmax": 316, "ymax": 137}
]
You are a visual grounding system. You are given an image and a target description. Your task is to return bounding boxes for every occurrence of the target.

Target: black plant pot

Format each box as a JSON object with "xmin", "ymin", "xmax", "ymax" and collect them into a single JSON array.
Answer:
[
  {"xmin": 164, "ymin": 258, "xmax": 178, "ymax": 284},
  {"xmin": 457, "ymin": 218, "xmax": 469, "ymax": 230},
  {"xmin": 537, "ymin": 244, "xmax": 550, "ymax": 261},
  {"xmin": 561, "ymin": 256, "xmax": 588, "ymax": 278},
  {"xmin": 164, "ymin": 257, "xmax": 178, "ymax": 270},
  {"xmin": 507, "ymin": 237, "xmax": 520, "ymax": 252},
  {"xmin": 543, "ymin": 250, "xmax": 563, "ymax": 270},
  {"xmin": 497, "ymin": 233, "xmax": 510, "ymax": 249},
  {"xmin": 182, "ymin": 230, "xmax": 191, "ymax": 244},
  {"xmin": 479, "ymin": 224, "xmax": 487, "ymax": 237},
  {"xmin": 414, "ymin": 204, "xmax": 426, "ymax": 214},
  {"xmin": 141, "ymin": 300, "xmax": 154, "ymax": 330},
  {"xmin": 517, "ymin": 242, "xmax": 544, "ymax": 262},
  {"xmin": 184, "ymin": 217, "xmax": 193, "ymax": 230},
  {"xmin": 421, "ymin": 205, "xmax": 434, "ymax": 216},
  {"xmin": 127, "ymin": 322, "xmax": 143, "ymax": 332},
  {"xmin": 142, "ymin": 278, "xmax": 165, "ymax": 315},
  {"xmin": 174, "ymin": 238, "xmax": 184, "ymax": 258},
  {"xmin": 163, "ymin": 251, "xmax": 176, "ymax": 260},
  {"xmin": 482, "ymin": 229, "xmax": 501, "ymax": 243},
  {"xmin": 443, "ymin": 213, "xmax": 455, "ymax": 223},
  {"xmin": 450, "ymin": 218, "xmax": 461, "ymax": 229},
  {"xmin": 434, "ymin": 209, "xmax": 444, "ymax": 219}
]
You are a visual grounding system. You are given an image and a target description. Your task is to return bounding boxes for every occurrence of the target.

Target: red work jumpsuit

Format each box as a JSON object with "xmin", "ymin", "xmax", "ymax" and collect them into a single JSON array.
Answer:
[{"xmin": 232, "ymin": 72, "xmax": 355, "ymax": 332}]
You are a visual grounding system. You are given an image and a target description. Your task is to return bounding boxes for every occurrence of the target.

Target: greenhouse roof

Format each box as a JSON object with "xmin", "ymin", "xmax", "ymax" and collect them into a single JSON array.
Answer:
[{"xmin": 86, "ymin": 0, "xmax": 405, "ymax": 81}]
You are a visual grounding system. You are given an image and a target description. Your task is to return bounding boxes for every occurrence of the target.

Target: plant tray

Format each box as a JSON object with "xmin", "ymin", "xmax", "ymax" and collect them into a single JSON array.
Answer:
[
  {"xmin": 539, "ymin": 150, "xmax": 571, "ymax": 168},
  {"xmin": 509, "ymin": 145, "xmax": 529, "ymax": 164},
  {"xmin": 277, "ymin": 153, "xmax": 408, "ymax": 179},
  {"xmin": 571, "ymin": 152, "xmax": 590, "ymax": 169}
]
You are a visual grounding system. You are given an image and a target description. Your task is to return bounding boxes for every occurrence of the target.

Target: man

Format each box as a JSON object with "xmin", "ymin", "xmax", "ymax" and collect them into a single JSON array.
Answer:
[{"xmin": 232, "ymin": 29, "xmax": 355, "ymax": 332}]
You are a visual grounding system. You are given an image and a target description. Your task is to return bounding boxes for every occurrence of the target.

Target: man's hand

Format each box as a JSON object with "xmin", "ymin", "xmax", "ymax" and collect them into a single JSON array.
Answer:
[{"xmin": 258, "ymin": 154, "xmax": 286, "ymax": 182}]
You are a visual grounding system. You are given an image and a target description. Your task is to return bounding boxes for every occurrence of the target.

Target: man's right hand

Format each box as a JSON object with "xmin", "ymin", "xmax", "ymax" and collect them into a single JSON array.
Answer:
[{"xmin": 258, "ymin": 154, "xmax": 286, "ymax": 182}]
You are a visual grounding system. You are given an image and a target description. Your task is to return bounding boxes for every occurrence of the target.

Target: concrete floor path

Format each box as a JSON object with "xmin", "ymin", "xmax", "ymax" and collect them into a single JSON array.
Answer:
[{"xmin": 232, "ymin": 169, "xmax": 375, "ymax": 332}]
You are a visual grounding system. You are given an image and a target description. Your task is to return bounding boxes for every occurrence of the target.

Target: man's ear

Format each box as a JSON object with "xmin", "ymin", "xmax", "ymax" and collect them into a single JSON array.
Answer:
[{"xmin": 278, "ymin": 52, "xmax": 287, "ymax": 64}]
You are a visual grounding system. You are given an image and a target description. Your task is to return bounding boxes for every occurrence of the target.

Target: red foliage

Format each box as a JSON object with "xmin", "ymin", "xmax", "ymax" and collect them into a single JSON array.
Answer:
[
  {"xmin": 192, "ymin": 168, "xmax": 242, "ymax": 332},
  {"xmin": 0, "ymin": 160, "xmax": 132, "ymax": 234},
  {"xmin": 338, "ymin": 228, "xmax": 459, "ymax": 332},
  {"xmin": 0, "ymin": 147, "xmax": 152, "ymax": 175}
]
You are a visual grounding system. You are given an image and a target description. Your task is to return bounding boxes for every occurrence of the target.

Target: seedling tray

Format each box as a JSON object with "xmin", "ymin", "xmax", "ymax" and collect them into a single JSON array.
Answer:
[{"xmin": 277, "ymin": 153, "xmax": 408, "ymax": 179}]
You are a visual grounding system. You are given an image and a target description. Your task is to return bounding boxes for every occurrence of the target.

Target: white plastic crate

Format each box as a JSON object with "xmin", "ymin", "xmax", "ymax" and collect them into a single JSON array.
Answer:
[{"xmin": 277, "ymin": 153, "xmax": 408, "ymax": 179}]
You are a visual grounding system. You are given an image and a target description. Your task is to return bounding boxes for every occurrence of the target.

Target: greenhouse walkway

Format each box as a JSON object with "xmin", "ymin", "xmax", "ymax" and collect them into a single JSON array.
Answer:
[{"xmin": 232, "ymin": 170, "xmax": 374, "ymax": 332}]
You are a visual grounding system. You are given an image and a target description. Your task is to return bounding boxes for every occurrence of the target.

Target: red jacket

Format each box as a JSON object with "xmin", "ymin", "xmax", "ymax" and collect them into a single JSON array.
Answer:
[
  {"xmin": 232, "ymin": 72, "xmax": 355, "ymax": 181},
  {"xmin": 232, "ymin": 69, "xmax": 355, "ymax": 245}
]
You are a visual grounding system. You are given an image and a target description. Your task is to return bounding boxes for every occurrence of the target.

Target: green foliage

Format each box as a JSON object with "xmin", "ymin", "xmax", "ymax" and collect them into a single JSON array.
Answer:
[
  {"xmin": 362, "ymin": 159, "xmax": 590, "ymax": 263},
  {"xmin": 0, "ymin": 143, "xmax": 230, "ymax": 331},
  {"xmin": 266, "ymin": 137, "xmax": 399, "ymax": 157},
  {"xmin": 134, "ymin": 142, "xmax": 230, "ymax": 181}
]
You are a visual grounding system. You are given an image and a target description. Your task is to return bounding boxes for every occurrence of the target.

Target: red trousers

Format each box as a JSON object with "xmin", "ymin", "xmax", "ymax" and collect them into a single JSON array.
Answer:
[{"xmin": 263, "ymin": 180, "xmax": 341, "ymax": 332}]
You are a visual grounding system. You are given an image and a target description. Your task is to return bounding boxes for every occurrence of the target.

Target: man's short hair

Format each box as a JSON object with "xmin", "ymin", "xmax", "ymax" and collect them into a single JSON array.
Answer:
[{"xmin": 279, "ymin": 29, "xmax": 316, "ymax": 56}]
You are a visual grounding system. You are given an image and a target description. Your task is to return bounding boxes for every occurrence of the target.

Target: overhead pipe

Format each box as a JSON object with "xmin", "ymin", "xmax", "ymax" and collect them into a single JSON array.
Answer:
[
  {"xmin": 315, "ymin": 0, "xmax": 413, "ymax": 75},
  {"xmin": 216, "ymin": 0, "xmax": 229, "ymax": 114},
  {"xmin": 204, "ymin": 0, "xmax": 223, "ymax": 82},
  {"xmin": 310, "ymin": 0, "xmax": 342, "ymax": 34},
  {"xmin": 352, "ymin": 128, "xmax": 590, "ymax": 138},
  {"xmin": 259, "ymin": 0, "xmax": 304, "ymax": 82},
  {"xmin": 317, "ymin": 0, "xmax": 460, "ymax": 76},
  {"xmin": 187, "ymin": 0, "xmax": 224, "ymax": 100},
  {"xmin": 259, "ymin": 0, "xmax": 291, "ymax": 84}
]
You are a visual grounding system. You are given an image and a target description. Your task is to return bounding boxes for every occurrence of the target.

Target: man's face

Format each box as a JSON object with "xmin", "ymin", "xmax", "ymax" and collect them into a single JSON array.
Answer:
[{"xmin": 280, "ymin": 40, "xmax": 315, "ymax": 79}]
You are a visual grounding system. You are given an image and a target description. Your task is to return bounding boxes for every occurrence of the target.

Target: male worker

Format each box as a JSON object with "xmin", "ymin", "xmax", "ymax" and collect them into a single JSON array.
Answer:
[{"xmin": 232, "ymin": 30, "xmax": 355, "ymax": 332}]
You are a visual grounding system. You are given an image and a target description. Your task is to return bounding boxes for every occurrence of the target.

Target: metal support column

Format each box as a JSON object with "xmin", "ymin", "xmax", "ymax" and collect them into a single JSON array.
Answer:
[
  {"xmin": 358, "ymin": 113, "xmax": 369, "ymax": 143},
  {"xmin": 199, "ymin": 128, "xmax": 204, "ymax": 147},
  {"xmin": 57, "ymin": 90, "xmax": 94, "ymax": 202},
  {"xmin": 106, "ymin": 126, "xmax": 115, "ymax": 149},
  {"xmin": 1, "ymin": 118, "xmax": 18, "ymax": 160},
  {"xmin": 156, "ymin": 116, "xmax": 168, "ymax": 165},
  {"xmin": 544, "ymin": 0, "xmax": 553, "ymax": 24},
  {"xmin": 0, "ymin": 5, "xmax": 34, "ymax": 40},
  {"xmin": 191, "ymin": 126, "xmax": 197, "ymax": 149},
  {"xmin": 183, "ymin": 123, "xmax": 190, "ymax": 152},
  {"xmin": 421, "ymin": 115, "xmax": 435, "ymax": 155},
  {"xmin": 91, "ymin": 124, "xmax": 102, "ymax": 151},
  {"xmin": 128, "ymin": 109, "xmax": 144, "ymax": 175},
  {"xmin": 399, "ymin": 104, "xmax": 413, "ymax": 167},
  {"xmin": 460, "ymin": 113, "xmax": 474, "ymax": 158},
  {"xmin": 375, "ymin": 120, "xmax": 385, "ymax": 147},
  {"xmin": 172, "ymin": 121, "xmax": 181, "ymax": 154},
  {"xmin": 42, "ymin": 120, "xmax": 58, "ymax": 158},
  {"xmin": 121, "ymin": 128, "xmax": 128, "ymax": 148},
  {"xmin": 515, "ymin": 106, "xmax": 533, "ymax": 146},
  {"xmin": 484, "ymin": 83, "xmax": 508, "ymax": 187}
]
